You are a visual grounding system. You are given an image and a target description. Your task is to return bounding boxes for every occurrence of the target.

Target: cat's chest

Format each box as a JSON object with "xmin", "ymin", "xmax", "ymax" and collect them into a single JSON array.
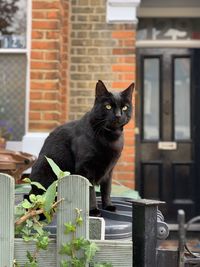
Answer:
[
  {"xmin": 73, "ymin": 134, "xmax": 123, "ymax": 181},
  {"xmin": 91, "ymin": 139, "xmax": 123, "ymax": 177}
]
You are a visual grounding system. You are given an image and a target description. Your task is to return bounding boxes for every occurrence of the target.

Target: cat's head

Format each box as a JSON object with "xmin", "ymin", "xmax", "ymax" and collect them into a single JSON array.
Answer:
[{"xmin": 90, "ymin": 80, "xmax": 134, "ymax": 132}]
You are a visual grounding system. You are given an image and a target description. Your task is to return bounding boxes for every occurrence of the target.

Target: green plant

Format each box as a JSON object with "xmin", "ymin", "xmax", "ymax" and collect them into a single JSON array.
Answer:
[
  {"xmin": 60, "ymin": 208, "xmax": 112, "ymax": 267},
  {"xmin": 14, "ymin": 157, "xmax": 70, "ymax": 267}
]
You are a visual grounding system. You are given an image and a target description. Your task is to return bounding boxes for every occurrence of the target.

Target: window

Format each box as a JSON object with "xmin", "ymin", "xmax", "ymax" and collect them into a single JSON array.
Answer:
[
  {"xmin": 143, "ymin": 58, "xmax": 160, "ymax": 140},
  {"xmin": 0, "ymin": 0, "xmax": 29, "ymax": 141},
  {"xmin": 174, "ymin": 57, "xmax": 191, "ymax": 140}
]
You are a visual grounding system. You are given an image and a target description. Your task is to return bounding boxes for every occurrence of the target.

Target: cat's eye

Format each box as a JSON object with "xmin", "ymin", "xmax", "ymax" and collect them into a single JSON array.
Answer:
[
  {"xmin": 105, "ymin": 104, "xmax": 112, "ymax": 110},
  {"xmin": 122, "ymin": 105, "xmax": 128, "ymax": 111}
]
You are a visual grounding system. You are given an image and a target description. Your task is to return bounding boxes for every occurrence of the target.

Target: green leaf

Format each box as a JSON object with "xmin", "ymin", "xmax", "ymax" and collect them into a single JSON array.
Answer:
[
  {"xmin": 23, "ymin": 178, "xmax": 46, "ymax": 192},
  {"xmin": 26, "ymin": 251, "xmax": 35, "ymax": 262},
  {"xmin": 21, "ymin": 199, "xmax": 33, "ymax": 209},
  {"xmin": 64, "ymin": 222, "xmax": 76, "ymax": 234},
  {"xmin": 43, "ymin": 211, "xmax": 52, "ymax": 223},
  {"xmin": 94, "ymin": 263, "xmax": 113, "ymax": 267},
  {"xmin": 76, "ymin": 216, "xmax": 83, "ymax": 226},
  {"xmin": 84, "ymin": 242, "xmax": 99, "ymax": 262},
  {"xmin": 29, "ymin": 194, "xmax": 37, "ymax": 203},
  {"xmin": 45, "ymin": 156, "xmax": 62, "ymax": 178},
  {"xmin": 45, "ymin": 156, "xmax": 70, "ymax": 179},
  {"xmin": 23, "ymin": 177, "xmax": 32, "ymax": 183},
  {"xmin": 60, "ymin": 259, "xmax": 69, "ymax": 267},
  {"xmin": 73, "ymin": 237, "xmax": 88, "ymax": 250},
  {"xmin": 23, "ymin": 235, "xmax": 34, "ymax": 242},
  {"xmin": 36, "ymin": 235, "xmax": 49, "ymax": 250},
  {"xmin": 33, "ymin": 224, "xmax": 44, "ymax": 236},
  {"xmin": 43, "ymin": 180, "xmax": 57, "ymax": 213},
  {"xmin": 26, "ymin": 219, "xmax": 33, "ymax": 228},
  {"xmin": 59, "ymin": 243, "xmax": 73, "ymax": 256},
  {"xmin": 30, "ymin": 182, "xmax": 46, "ymax": 192},
  {"xmin": 71, "ymin": 258, "xmax": 85, "ymax": 267}
]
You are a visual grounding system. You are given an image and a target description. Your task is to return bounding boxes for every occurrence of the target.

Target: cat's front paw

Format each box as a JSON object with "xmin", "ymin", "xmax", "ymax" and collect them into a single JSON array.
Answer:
[
  {"xmin": 90, "ymin": 208, "xmax": 102, "ymax": 217},
  {"xmin": 104, "ymin": 205, "xmax": 117, "ymax": 212}
]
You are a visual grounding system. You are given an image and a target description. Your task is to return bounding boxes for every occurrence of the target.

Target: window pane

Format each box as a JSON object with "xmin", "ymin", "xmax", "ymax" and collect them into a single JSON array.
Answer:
[
  {"xmin": 0, "ymin": 54, "xmax": 26, "ymax": 141},
  {"xmin": 0, "ymin": 0, "xmax": 27, "ymax": 48},
  {"xmin": 174, "ymin": 58, "xmax": 191, "ymax": 140},
  {"xmin": 143, "ymin": 58, "xmax": 160, "ymax": 140}
]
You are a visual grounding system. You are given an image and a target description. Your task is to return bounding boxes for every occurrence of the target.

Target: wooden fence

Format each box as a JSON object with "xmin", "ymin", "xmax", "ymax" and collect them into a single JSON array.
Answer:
[
  {"xmin": 0, "ymin": 173, "xmax": 132, "ymax": 267},
  {"xmin": 1, "ymin": 172, "xmax": 185, "ymax": 267}
]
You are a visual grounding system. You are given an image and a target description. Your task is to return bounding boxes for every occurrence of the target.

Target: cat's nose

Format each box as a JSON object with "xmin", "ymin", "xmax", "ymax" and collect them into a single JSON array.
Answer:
[{"xmin": 115, "ymin": 110, "xmax": 122, "ymax": 120}]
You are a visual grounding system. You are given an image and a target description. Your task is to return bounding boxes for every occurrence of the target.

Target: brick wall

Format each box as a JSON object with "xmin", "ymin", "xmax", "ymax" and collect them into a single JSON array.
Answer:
[
  {"xmin": 69, "ymin": 0, "xmax": 136, "ymax": 188},
  {"xmin": 29, "ymin": 0, "xmax": 136, "ymax": 188},
  {"xmin": 29, "ymin": 0, "xmax": 69, "ymax": 131}
]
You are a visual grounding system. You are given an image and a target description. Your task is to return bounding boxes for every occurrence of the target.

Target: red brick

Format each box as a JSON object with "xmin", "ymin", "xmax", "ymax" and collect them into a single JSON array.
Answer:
[
  {"xmin": 30, "ymin": 102, "xmax": 59, "ymax": 111},
  {"xmin": 29, "ymin": 111, "xmax": 41, "ymax": 120},
  {"xmin": 112, "ymin": 65, "xmax": 135, "ymax": 72},
  {"xmin": 32, "ymin": 21, "xmax": 59, "ymax": 30},
  {"xmin": 30, "ymin": 91, "xmax": 43, "ymax": 100},
  {"xmin": 43, "ymin": 112, "xmax": 60, "ymax": 120},
  {"xmin": 32, "ymin": 31, "xmax": 44, "ymax": 39},
  {"xmin": 32, "ymin": 2, "xmax": 60, "ymax": 10},
  {"xmin": 29, "ymin": 121, "xmax": 59, "ymax": 131},
  {"xmin": 44, "ymin": 51, "xmax": 59, "ymax": 60},
  {"xmin": 119, "ymin": 73, "xmax": 135, "ymax": 80},
  {"xmin": 113, "ymin": 48, "xmax": 135, "ymax": 55},
  {"xmin": 31, "ymin": 81, "xmax": 59, "ymax": 90},
  {"xmin": 112, "ymin": 31, "xmax": 135, "ymax": 39},
  {"xmin": 31, "ymin": 62, "xmax": 59, "ymax": 70},
  {"xmin": 118, "ymin": 57, "xmax": 135, "ymax": 64},
  {"xmin": 112, "ymin": 81, "xmax": 133, "ymax": 89},
  {"xmin": 46, "ymin": 32, "xmax": 60, "ymax": 39},
  {"xmin": 32, "ymin": 41, "xmax": 59, "ymax": 50},
  {"xmin": 44, "ymin": 92, "xmax": 59, "ymax": 100},
  {"xmin": 30, "ymin": 72, "xmax": 44, "ymax": 79},
  {"xmin": 47, "ymin": 11, "xmax": 60, "ymax": 19},
  {"xmin": 31, "ymin": 51, "xmax": 44, "ymax": 60},
  {"xmin": 32, "ymin": 11, "xmax": 46, "ymax": 19}
]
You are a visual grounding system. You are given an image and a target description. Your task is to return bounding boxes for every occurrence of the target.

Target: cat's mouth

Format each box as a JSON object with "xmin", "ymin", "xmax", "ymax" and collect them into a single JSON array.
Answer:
[{"xmin": 103, "ymin": 123, "xmax": 123, "ymax": 132}]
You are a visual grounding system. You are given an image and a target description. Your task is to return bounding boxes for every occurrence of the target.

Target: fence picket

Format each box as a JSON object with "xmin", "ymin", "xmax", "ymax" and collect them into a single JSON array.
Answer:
[
  {"xmin": 0, "ymin": 173, "xmax": 15, "ymax": 267},
  {"xmin": 56, "ymin": 175, "xmax": 90, "ymax": 266}
]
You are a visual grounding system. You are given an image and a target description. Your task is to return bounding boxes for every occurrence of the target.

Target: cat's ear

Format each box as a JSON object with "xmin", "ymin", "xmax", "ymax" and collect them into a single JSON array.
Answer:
[
  {"xmin": 121, "ymin": 83, "xmax": 134, "ymax": 101},
  {"xmin": 95, "ymin": 80, "xmax": 110, "ymax": 98}
]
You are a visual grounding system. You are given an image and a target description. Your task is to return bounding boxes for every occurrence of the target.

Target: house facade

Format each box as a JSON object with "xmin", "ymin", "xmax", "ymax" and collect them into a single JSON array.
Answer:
[{"xmin": 1, "ymin": 0, "xmax": 200, "ymax": 220}]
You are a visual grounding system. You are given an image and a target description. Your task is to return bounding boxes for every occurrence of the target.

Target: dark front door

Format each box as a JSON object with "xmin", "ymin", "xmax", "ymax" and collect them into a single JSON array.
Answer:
[{"xmin": 136, "ymin": 48, "xmax": 200, "ymax": 222}]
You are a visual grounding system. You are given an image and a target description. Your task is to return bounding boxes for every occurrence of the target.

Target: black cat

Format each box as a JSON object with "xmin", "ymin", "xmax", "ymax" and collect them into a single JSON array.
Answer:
[{"xmin": 29, "ymin": 80, "xmax": 134, "ymax": 216}]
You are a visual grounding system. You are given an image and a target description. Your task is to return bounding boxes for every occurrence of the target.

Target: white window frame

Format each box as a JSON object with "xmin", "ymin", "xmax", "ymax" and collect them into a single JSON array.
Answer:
[{"xmin": 1, "ymin": 0, "xmax": 32, "ymax": 150}]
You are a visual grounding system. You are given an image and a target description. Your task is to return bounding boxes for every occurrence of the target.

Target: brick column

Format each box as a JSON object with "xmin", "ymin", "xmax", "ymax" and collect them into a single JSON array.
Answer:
[{"xmin": 29, "ymin": 0, "xmax": 69, "ymax": 131}]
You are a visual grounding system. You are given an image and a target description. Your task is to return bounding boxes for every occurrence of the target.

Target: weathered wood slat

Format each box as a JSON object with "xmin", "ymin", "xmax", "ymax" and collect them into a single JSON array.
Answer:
[
  {"xmin": 14, "ymin": 238, "xmax": 57, "ymax": 266},
  {"xmin": 94, "ymin": 240, "xmax": 132, "ymax": 266},
  {"xmin": 14, "ymin": 239, "xmax": 132, "ymax": 267},
  {"xmin": 0, "ymin": 173, "xmax": 15, "ymax": 267},
  {"xmin": 56, "ymin": 175, "xmax": 90, "ymax": 266}
]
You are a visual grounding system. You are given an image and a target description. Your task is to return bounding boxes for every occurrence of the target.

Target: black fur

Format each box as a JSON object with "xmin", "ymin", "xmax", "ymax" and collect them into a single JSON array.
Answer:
[{"xmin": 29, "ymin": 80, "xmax": 134, "ymax": 215}]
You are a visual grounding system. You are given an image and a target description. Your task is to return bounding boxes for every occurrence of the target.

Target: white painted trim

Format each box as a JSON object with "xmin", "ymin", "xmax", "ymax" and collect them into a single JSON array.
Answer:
[
  {"xmin": 108, "ymin": 0, "xmax": 140, "ymax": 7},
  {"xmin": 25, "ymin": 0, "xmax": 32, "ymax": 135},
  {"xmin": 0, "ymin": 49, "xmax": 27, "ymax": 54},
  {"xmin": 137, "ymin": 7, "xmax": 200, "ymax": 18},
  {"xmin": 22, "ymin": 132, "xmax": 49, "ymax": 156},
  {"xmin": 106, "ymin": 0, "xmax": 141, "ymax": 23},
  {"xmin": 136, "ymin": 40, "xmax": 200, "ymax": 48}
]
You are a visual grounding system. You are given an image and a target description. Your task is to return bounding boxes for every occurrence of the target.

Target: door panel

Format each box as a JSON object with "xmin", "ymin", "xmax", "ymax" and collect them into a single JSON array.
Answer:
[{"xmin": 136, "ymin": 48, "xmax": 197, "ymax": 222}]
